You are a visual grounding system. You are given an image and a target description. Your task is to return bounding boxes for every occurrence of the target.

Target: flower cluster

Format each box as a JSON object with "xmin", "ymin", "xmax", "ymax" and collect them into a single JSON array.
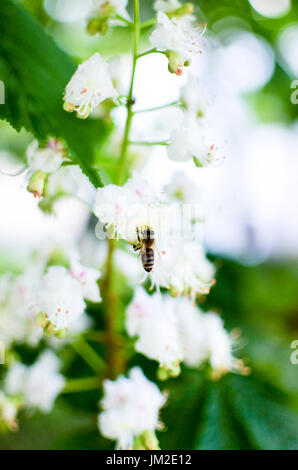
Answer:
[
  {"xmin": 26, "ymin": 138, "xmax": 67, "ymax": 198},
  {"xmin": 0, "ymin": 248, "xmax": 101, "ymax": 345},
  {"xmin": 63, "ymin": 53, "xmax": 118, "ymax": 119},
  {"xmin": 150, "ymin": 10, "xmax": 205, "ymax": 75},
  {"xmin": 126, "ymin": 287, "xmax": 236, "ymax": 378},
  {"xmin": 5, "ymin": 351, "xmax": 65, "ymax": 413},
  {"xmin": 94, "ymin": 172, "xmax": 166, "ymax": 242},
  {"xmin": 98, "ymin": 367, "xmax": 166, "ymax": 449}
]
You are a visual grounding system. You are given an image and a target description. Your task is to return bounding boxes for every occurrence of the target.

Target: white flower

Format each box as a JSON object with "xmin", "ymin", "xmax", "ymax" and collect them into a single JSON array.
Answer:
[
  {"xmin": 5, "ymin": 351, "xmax": 65, "ymax": 413},
  {"xmin": 0, "ymin": 269, "xmax": 43, "ymax": 347},
  {"xmin": 108, "ymin": 56, "xmax": 131, "ymax": 95},
  {"xmin": 203, "ymin": 313, "xmax": 235, "ymax": 372},
  {"xmin": 151, "ymin": 239, "xmax": 215, "ymax": 298},
  {"xmin": 94, "ymin": 173, "xmax": 165, "ymax": 242},
  {"xmin": 44, "ymin": 0, "xmax": 93, "ymax": 23},
  {"xmin": 167, "ymin": 112, "xmax": 224, "ymax": 166},
  {"xmin": 181, "ymin": 76, "xmax": 209, "ymax": 116},
  {"xmin": 37, "ymin": 266, "xmax": 86, "ymax": 331},
  {"xmin": 69, "ymin": 260, "xmax": 102, "ymax": 302},
  {"xmin": 164, "ymin": 171, "xmax": 202, "ymax": 205},
  {"xmin": 26, "ymin": 139, "xmax": 65, "ymax": 173},
  {"xmin": 126, "ymin": 287, "xmax": 183, "ymax": 371},
  {"xmin": 63, "ymin": 53, "xmax": 118, "ymax": 119},
  {"xmin": 45, "ymin": 166, "xmax": 79, "ymax": 197},
  {"xmin": 0, "ymin": 392, "xmax": 18, "ymax": 431},
  {"xmin": 149, "ymin": 12, "xmax": 205, "ymax": 74},
  {"xmin": 174, "ymin": 298, "xmax": 209, "ymax": 367},
  {"xmin": 98, "ymin": 367, "xmax": 166, "ymax": 449},
  {"xmin": 154, "ymin": 0, "xmax": 181, "ymax": 12},
  {"xmin": 174, "ymin": 299, "xmax": 235, "ymax": 372}
]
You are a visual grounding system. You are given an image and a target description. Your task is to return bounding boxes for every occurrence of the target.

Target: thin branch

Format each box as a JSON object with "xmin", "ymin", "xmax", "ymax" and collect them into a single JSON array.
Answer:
[
  {"xmin": 137, "ymin": 48, "xmax": 166, "ymax": 59},
  {"xmin": 62, "ymin": 376, "xmax": 100, "ymax": 394},
  {"xmin": 115, "ymin": 14, "xmax": 133, "ymax": 27},
  {"xmin": 134, "ymin": 100, "xmax": 181, "ymax": 114},
  {"xmin": 71, "ymin": 338, "xmax": 105, "ymax": 374},
  {"xmin": 140, "ymin": 18, "xmax": 157, "ymax": 29},
  {"xmin": 129, "ymin": 140, "xmax": 170, "ymax": 146}
]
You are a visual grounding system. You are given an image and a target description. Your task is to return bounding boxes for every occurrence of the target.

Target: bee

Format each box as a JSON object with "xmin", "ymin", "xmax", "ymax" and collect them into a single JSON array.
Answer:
[{"xmin": 133, "ymin": 226, "xmax": 156, "ymax": 273}]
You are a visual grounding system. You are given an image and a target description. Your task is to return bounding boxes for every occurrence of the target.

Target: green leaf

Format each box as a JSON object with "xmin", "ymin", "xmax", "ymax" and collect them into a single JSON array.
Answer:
[
  {"xmin": 0, "ymin": 0, "xmax": 110, "ymax": 188},
  {"xmin": 225, "ymin": 375, "xmax": 298, "ymax": 450}
]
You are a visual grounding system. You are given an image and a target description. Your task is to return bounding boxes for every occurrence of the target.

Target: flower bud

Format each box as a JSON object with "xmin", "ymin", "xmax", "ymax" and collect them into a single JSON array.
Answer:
[
  {"xmin": 166, "ymin": 50, "xmax": 184, "ymax": 75},
  {"xmin": 63, "ymin": 101, "xmax": 75, "ymax": 113},
  {"xmin": 87, "ymin": 17, "xmax": 102, "ymax": 36},
  {"xmin": 193, "ymin": 156, "xmax": 203, "ymax": 168},
  {"xmin": 27, "ymin": 170, "xmax": 46, "ymax": 198},
  {"xmin": 36, "ymin": 312, "xmax": 49, "ymax": 329},
  {"xmin": 157, "ymin": 362, "xmax": 181, "ymax": 381},
  {"xmin": 134, "ymin": 430, "xmax": 160, "ymax": 450}
]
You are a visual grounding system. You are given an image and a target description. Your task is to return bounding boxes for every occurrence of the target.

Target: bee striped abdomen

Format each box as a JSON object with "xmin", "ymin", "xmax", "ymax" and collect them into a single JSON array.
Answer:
[{"xmin": 142, "ymin": 247, "xmax": 155, "ymax": 272}]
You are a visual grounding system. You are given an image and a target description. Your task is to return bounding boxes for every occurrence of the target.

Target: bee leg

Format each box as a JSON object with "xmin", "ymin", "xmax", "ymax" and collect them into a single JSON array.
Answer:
[
  {"xmin": 133, "ymin": 244, "xmax": 141, "ymax": 252},
  {"xmin": 136, "ymin": 227, "xmax": 141, "ymax": 244}
]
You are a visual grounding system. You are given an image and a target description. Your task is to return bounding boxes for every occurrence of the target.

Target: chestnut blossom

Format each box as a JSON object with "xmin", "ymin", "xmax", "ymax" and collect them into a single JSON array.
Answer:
[
  {"xmin": 181, "ymin": 76, "xmax": 209, "ymax": 117},
  {"xmin": 126, "ymin": 290, "xmax": 236, "ymax": 375},
  {"xmin": 0, "ymin": 269, "xmax": 43, "ymax": 347},
  {"xmin": 174, "ymin": 298, "xmax": 209, "ymax": 367},
  {"xmin": 63, "ymin": 53, "xmax": 118, "ymax": 119},
  {"xmin": 175, "ymin": 298, "xmax": 235, "ymax": 372},
  {"xmin": 37, "ymin": 266, "xmax": 86, "ymax": 333},
  {"xmin": 69, "ymin": 260, "xmax": 102, "ymax": 303},
  {"xmin": 98, "ymin": 367, "xmax": 166, "ymax": 449},
  {"xmin": 164, "ymin": 171, "xmax": 203, "ymax": 205},
  {"xmin": 167, "ymin": 112, "xmax": 224, "ymax": 166},
  {"xmin": 93, "ymin": 173, "xmax": 165, "ymax": 242},
  {"xmin": 5, "ymin": 351, "xmax": 65, "ymax": 413},
  {"xmin": 203, "ymin": 313, "xmax": 235, "ymax": 372},
  {"xmin": 126, "ymin": 287, "xmax": 183, "ymax": 373},
  {"xmin": 26, "ymin": 139, "xmax": 65, "ymax": 174},
  {"xmin": 149, "ymin": 12, "xmax": 205, "ymax": 74},
  {"xmin": 151, "ymin": 239, "xmax": 215, "ymax": 298}
]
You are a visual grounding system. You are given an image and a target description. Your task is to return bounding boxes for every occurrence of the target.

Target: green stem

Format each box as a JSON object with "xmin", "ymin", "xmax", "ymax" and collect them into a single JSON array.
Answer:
[
  {"xmin": 140, "ymin": 18, "xmax": 157, "ymax": 29},
  {"xmin": 134, "ymin": 100, "xmax": 181, "ymax": 114},
  {"xmin": 101, "ymin": 0, "xmax": 141, "ymax": 380},
  {"xmin": 62, "ymin": 376, "xmax": 100, "ymax": 394},
  {"xmin": 71, "ymin": 338, "xmax": 105, "ymax": 373},
  {"xmin": 117, "ymin": 0, "xmax": 140, "ymax": 186},
  {"xmin": 115, "ymin": 14, "xmax": 133, "ymax": 27},
  {"xmin": 137, "ymin": 48, "xmax": 166, "ymax": 59},
  {"xmin": 129, "ymin": 140, "xmax": 169, "ymax": 146}
]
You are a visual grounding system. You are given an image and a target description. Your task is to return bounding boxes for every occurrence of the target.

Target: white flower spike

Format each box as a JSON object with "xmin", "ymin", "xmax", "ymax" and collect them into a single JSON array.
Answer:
[{"xmin": 63, "ymin": 53, "xmax": 118, "ymax": 119}]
